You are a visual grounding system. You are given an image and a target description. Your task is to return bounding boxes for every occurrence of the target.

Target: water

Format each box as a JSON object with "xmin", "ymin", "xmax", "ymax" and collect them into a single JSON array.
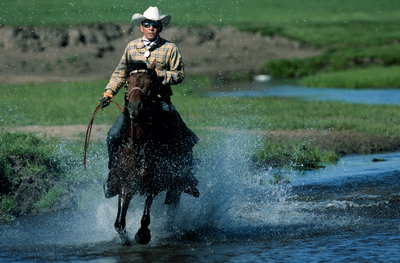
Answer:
[
  {"xmin": 1, "ymin": 134, "xmax": 399, "ymax": 262},
  {"xmin": 210, "ymin": 81, "xmax": 400, "ymax": 105}
]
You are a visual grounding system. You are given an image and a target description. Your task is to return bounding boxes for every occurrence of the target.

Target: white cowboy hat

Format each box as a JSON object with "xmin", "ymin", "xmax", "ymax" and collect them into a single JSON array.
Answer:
[{"xmin": 131, "ymin": 6, "xmax": 171, "ymax": 26}]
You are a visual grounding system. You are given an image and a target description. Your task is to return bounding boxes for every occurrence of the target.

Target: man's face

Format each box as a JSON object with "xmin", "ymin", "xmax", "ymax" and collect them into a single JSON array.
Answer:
[{"xmin": 140, "ymin": 20, "xmax": 162, "ymax": 41}]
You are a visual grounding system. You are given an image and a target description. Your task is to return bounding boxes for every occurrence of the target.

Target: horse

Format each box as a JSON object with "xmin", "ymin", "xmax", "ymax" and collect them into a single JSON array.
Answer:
[{"xmin": 107, "ymin": 60, "xmax": 198, "ymax": 245}]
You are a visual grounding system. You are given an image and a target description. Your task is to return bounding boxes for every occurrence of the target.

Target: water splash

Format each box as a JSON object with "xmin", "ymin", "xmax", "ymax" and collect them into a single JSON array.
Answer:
[
  {"xmin": 86, "ymin": 132, "xmax": 294, "ymax": 243},
  {"xmin": 2, "ymin": 132, "xmax": 398, "ymax": 249}
]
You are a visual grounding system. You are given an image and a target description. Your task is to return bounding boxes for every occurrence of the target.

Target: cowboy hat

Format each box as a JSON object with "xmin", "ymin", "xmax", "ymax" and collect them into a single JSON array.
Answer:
[{"xmin": 131, "ymin": 6, "xmax": 171, "ymax": 26}]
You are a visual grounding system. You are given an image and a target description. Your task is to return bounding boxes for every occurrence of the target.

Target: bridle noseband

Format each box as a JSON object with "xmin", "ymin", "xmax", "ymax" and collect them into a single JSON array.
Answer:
[
  {"xmin": 127, "ymin": 69, "xmax": 155, "ymax": 97},
  {"xmin": 127, "ymin": 87, "xmax": 147, "ymax": 97},
  {"xmin": 126, "ymin": 68, "xmax": 156, "ymax": 122}
]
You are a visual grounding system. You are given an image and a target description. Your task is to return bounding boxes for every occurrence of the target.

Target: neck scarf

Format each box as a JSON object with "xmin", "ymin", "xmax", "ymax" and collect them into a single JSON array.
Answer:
[{"xmin": 142, "ymin": 36, "xmax": 159, "ymax": 49}]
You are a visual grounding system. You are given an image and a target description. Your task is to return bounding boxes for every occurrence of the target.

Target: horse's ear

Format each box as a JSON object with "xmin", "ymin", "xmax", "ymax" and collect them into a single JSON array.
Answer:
[{"xmin": 150, "ymin": 60, "xmax": 157, "ymax": 70}]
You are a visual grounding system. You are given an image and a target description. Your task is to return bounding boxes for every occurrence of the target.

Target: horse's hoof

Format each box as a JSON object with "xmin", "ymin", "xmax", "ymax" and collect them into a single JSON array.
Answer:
[
  {"xmin": 121, "ymin": 239, "xmax": 132, "ymax": 246},
  {"xmin": 116, "ymin": 228, "xmax": 132, "ymax": 245},
  {"xmin": 135, "ymin": 227, "xmax": 151, "ymax": 244}
]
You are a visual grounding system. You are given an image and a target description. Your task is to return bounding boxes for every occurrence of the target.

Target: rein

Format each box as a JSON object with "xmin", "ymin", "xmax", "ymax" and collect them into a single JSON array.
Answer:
[{"xmin": 83, "ymin": 100, "xmax": 124, "ymax": 169}]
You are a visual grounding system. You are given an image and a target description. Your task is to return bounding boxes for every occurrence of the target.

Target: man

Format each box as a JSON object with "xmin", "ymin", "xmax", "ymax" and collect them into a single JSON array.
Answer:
[{"xmin": 99, "ymin": 6, "xmax": 200, "ymax": 199}]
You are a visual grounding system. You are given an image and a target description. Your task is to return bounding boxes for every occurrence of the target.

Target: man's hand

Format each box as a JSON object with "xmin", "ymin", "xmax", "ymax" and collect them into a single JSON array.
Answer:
[{"xmin": 99, "ymin": 92, "xmax": 113, "ymax": 109}]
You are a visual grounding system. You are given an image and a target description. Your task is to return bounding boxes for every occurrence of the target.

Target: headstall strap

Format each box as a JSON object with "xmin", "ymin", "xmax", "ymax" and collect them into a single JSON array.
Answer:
[
  {"xmin": 127, "ymin": 87, "xmax": 146, "ymax": 97},
  {"xmin": 130, "ymin": 69, "xmax": 148, "ymax": 75}
]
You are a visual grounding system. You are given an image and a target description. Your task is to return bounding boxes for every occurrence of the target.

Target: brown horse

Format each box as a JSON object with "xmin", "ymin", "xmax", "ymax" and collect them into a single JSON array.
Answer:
[{"xmin": 108, "ymin": 61, "xmax": 197, "ymax": 245}]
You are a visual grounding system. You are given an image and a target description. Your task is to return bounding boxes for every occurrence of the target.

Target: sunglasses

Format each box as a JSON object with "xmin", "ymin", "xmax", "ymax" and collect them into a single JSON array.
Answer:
[{"xmin": 141, "ymin": 20, "xmax": 163, "ymax": 29}]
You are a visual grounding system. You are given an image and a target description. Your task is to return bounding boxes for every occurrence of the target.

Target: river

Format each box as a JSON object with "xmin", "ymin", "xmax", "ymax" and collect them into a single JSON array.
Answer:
[
  {"xmin": 1, "ymin": 132, "xmax": 399, "ymax": 262},
  {"xmin": 210, "ymin": 80, "xmax": 400, "ymax": 105}
]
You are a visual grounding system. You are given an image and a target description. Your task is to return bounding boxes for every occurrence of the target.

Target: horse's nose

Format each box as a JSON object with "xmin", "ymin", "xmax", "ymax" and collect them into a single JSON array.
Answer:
[{"xmin": 128, "ymin": 101, "xmax": 142, "ymax": 119}]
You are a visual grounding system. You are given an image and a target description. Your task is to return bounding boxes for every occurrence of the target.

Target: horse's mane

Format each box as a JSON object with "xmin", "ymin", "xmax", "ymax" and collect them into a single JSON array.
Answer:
[{"xmin": 127, "ymin": 60, "xmax": 155, "ymax": 74}]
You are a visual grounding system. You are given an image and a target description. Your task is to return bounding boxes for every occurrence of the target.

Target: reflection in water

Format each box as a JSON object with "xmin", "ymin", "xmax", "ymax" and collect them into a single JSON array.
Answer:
[{"xmin": 210, "ymin": 81, "xmax": 400, "ymax": 105}]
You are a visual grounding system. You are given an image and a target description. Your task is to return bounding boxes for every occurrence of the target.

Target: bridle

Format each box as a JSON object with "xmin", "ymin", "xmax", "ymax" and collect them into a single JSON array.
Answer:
[
  {"xmin": 125, "ymin": 68, "xmax": 159, "ymax": 124},
  {"xmin": 126, "ymin": 69, "xmax": 155, "ymax": 98},
  {"xmin": 127, "ymin": 87, "xmax": 147, "ymax": 97}
]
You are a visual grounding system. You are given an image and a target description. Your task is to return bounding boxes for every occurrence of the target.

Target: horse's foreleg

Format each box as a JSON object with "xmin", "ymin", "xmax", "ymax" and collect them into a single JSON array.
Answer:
[
  {"xmin": 135, "ymin": 193, "xmax": 155, "ymax": 244},
  {"xmin": 114, "ymin": 185, "xmax": 133, "ymax": 245},
  {"xmin": 164, "ymin": 190, "xmax": 181, "ymax": 232}
]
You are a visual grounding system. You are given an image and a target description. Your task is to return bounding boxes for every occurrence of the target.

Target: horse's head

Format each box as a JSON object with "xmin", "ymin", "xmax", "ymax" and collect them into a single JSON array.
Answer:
[{"xmin": 126, "ymin": 60, "xmax": 159, "ymax": 121}]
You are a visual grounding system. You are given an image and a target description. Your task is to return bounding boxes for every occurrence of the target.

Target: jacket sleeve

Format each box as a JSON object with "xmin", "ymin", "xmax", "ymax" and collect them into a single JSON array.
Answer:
[
  {"xmin": 105, "ymin": 45, "xmax": 130, "ymax": 95},
  {"xmin": 156, "ymin": 45, "xmax": 185, "ymax": 86}
]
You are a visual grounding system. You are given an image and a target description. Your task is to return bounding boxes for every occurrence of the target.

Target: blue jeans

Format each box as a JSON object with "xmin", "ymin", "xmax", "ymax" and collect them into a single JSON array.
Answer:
[{"xmin": 107, "ymin": 112, "xmax": 128, "ymax": 169}]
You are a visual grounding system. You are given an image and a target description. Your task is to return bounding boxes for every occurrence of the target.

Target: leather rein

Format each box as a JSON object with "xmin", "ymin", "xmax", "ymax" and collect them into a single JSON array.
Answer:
[{"xmin": 83, "ymin": 100, "xmax": 124, "ymax": 169}]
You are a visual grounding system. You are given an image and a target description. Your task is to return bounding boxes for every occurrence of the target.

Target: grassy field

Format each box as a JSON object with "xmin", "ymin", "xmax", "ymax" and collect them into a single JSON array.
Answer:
[
  {"xmin": 300, "ymin": 66, "xmax": 400, "ymax": 89},
  {"xmin": 1, "ymin": 0, "xmax": 400, "ymax": 88},
  {"xmin": 2, "ymin": 80, "xmax": 400, "ymax": 137},
  {"xmin": 3, "ymin": 77, "xmax": 400, "ymax": 172}
]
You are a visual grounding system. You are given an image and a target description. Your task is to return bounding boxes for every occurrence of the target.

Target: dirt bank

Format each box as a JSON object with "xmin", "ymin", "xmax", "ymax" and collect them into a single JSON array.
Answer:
[{"xmin": 0, "ymin": 24, "xmax": 321, "ymax": 84}]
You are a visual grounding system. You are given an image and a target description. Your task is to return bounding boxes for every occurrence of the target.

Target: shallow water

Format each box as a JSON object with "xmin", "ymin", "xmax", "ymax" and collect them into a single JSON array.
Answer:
[
  {"xmin": 1, "ymin": 136, "xmax": 399, "ymax": 262},
  {"xmin": 210, "ymin": 81, "xmax": 400, "ymax": 105}
]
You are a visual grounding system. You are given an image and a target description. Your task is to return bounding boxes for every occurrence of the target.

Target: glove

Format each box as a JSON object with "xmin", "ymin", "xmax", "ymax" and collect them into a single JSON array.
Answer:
[
  {"xmin": 99, "ymin": 92, "xmax": 113, "ymax": 109},
  {"xmin": 161, "ymin": 101, "xmax": 175, "ymax": 113}
]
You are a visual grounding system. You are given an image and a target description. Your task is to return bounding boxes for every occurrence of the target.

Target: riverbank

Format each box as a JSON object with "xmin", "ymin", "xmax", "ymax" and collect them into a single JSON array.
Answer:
[{"xmin": 14, "ymin": 125, "xmax": 400, "ymax": 156}]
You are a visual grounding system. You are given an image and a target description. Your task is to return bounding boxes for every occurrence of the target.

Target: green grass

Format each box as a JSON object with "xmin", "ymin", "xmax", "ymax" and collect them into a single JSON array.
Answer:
[
  {"xmin": 33, "ymin": 185, "xmax": 68, "ymax": 211},
  {"xmin": 0, "ymin": 129, "xmax": 107, "ymax": 220},
  {"xmin": 2, "ymin": 78, "xmax": 400, "ymax": 137},
  {"xmin": 0, "ymin": 131, "xmax": 65, "ymax": 218},
  {"xmin": 253, "ymin": 139, "xmax": 339, "ymax": 171},
  {"xmin": 265, "ymin": 45, "xmax": 400, "ymax": 88},
  {"xmin": 0, "ymin": 80, "xmax": 117, "ymax": 126},
  {"xmin": 0, "ymin": 196, "xmax": 17, "ymax": 221},
  {"xmin": 300, "ymin": 66, "xmax": 400, "ymax": 89},
  {"xmin": 266, "ymin": 45, "xmax": 400, "ymax": 78}
]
